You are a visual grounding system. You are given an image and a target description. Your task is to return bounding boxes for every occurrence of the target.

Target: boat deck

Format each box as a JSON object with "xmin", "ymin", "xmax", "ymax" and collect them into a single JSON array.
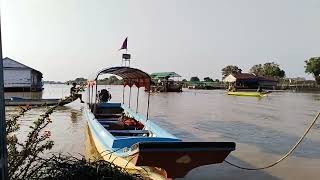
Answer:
[{"xmin": 94, "ymin": 104, "xmax": 150, "ymax": 137}]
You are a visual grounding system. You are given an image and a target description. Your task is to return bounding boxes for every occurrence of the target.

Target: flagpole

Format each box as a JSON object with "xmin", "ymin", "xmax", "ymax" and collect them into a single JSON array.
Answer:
[
  {"xmin": 120, "ymin": 37, "xmax": 129, "ymax": 67},
  {"xmin": 126, "ymin": 37, "xmax": 130, "ymax": 67}
]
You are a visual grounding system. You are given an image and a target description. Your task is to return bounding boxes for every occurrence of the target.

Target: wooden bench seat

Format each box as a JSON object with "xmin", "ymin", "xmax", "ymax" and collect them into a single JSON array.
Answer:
[
  {"xmin": 97, "ymin": 118, "xmax": 119, "ymax": 122},
  {"xmin": 102, "ymin": 124, "xmax": 109, "ymax": 128},
  {"xmin": 99, "ymin": 121, "xmax": 120, "ymax": 125},
  {"xmin": 95, "ymin": 113, "xmax": 122, "ymax": 118},
  {"xmin": 108, "ymin": 130, "xmax": 149, "ymax": 135}
]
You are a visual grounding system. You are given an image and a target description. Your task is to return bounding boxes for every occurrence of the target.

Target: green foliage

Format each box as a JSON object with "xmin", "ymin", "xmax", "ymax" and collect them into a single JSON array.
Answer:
[
  {"xmin": 214, "ymin": 79, "xmax": 220, "ymax": 82},
  {"xmin": 182, "ymin": 79, "xmax": 187, "ymax": 82},
  {"xmin": 6, "ymin": 86, "xmax": 140, "ymax": 180},
  {"xmin": 305, "ymin": 57, "xmax": 320, "ymax": 84},
  {"xmin": 263, "ymin": 62, "xmax": 285, "ymax": 78},
  {"xmin": 249, "ymin": 62, "xmax": 285, "ymax": 78},
  {"xmin": 98, "ymin": 76, "xmax": 123, "ymax": 85},
  {"xmin": 249, "ymin": 64, "xmax": 264, "ymax": 76},
  {"xmin": 222, "ymin": 65, "xmax": 242, "ymax": 78},
  {"xmin": 66, "ymin": 77, "xmax": 88, "ymax": 84},
  {"xmin": 203, "ymin": 77, "xmax": 214, "ymax": 82},
  {"xmin": 190, "ymin": 76, "xmax": 200, "ymax": 82},
  {"xmin": 26, "ymin": 154, "xmax": 141, "ymax": 180}
]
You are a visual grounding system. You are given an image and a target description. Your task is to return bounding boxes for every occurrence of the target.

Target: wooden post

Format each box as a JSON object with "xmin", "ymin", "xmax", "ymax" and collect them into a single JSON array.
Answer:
[
  {"xmin": 122, "ymin": 86, "xmax": 125, "ymax": 104},
  {"xmin": 0, "ymin": 17, "xmax": 9, "ymax": 180}
]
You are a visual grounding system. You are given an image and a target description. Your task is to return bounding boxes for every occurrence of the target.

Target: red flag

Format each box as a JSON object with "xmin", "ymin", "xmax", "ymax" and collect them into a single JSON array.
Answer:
[{"xmin": 119, "ymin": 37, "xmax": 128, "ymax": 50}]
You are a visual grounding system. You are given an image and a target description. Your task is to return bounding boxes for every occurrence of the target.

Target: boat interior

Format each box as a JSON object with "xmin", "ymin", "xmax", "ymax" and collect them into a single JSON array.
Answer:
[{"xmin": 93, "ymin": 103, "xmax": 150, "ymax": 137}]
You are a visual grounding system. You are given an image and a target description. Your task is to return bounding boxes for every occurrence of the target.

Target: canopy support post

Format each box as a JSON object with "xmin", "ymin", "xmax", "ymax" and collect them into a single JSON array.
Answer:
[
  {"xmin": 122, "ymin": 86, "xmax": 125, "ymax": 104},
  {"xmin": 94, "ymin": 81, "xmax": 98, "ymax": 104},
  {"xmin": 128, "ymin": 86, "xmax": 132, "ymax": 108},
  {"xmin": 91, "ymin": 85, "xmax": 94, "ymax": 110},
  {"xmin": 136, "ymin": 87, "xmax": 140, "ymax": 113},
  {"xmin": 87, "ymin": 83, "xmax": 90, "ymax": 103},
  {"xmin": 146, "ymin": 87, "xmax": 151, "ymax": 120}
]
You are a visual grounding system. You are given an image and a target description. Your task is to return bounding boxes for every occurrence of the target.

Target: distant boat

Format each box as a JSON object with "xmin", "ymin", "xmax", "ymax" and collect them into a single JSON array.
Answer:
[
  {"xmin": 148, "ymin": 72, "xmax": 183, "ymax": 92},
  {"xmin": 148, "ymin": 80, "xmax": 183, "ymax": 92},
  {"xmin": 5, "ymin": 97, "xmax": 73, "ymax": 106},
  {"xmin": 227, "ymin": 91, "xmax": 270, "ymax": 97},
  {"xmin": 85, "ymin": 66, "xmax": 235, "ymax": 179}
]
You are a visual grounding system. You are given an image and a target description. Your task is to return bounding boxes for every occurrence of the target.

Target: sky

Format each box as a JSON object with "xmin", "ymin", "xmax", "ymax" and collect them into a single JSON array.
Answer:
[{"xmin": 1, "ymin": 0, "xmax": 320, "ymax": 81}]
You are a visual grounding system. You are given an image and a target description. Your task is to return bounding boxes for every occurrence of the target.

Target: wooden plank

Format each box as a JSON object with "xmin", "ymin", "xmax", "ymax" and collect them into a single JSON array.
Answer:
[
  {"xmin": 97, "ymin": 118, "xmax": 119, "ymax": 122},
  {"xmin": 94, "ymin": 114, "xmax": 122, "ymax": 118},
  {"xmin": 99, "ymin": 121, "xmax": 120, "ymax": 124},
  {"xmin": 108, "ymin": 130, "xmax": 149, "ymax": 134},
  {"xmin": 102, "ymin": 124, "xmax": 110, "ymax": 128}
]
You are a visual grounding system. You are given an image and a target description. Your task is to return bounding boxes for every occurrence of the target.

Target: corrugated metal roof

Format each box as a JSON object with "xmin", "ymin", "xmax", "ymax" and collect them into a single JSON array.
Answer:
[
  {"xmin": 232, "ymin": 73, "xmax": 278, "ymax": 82},
  {"xmin": 233, "ymin": 73, "xmax": 257, "ymax": 80},
  {"xmin": 3, "ymin": 57, "xmax": 42, "ymax": 74},
  {"xmin": 150, "ymin": 72, "xmax": 181, "ymax": 79}
]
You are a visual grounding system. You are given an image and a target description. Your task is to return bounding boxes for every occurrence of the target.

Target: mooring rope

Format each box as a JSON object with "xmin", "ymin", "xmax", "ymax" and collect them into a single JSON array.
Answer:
[{"xmin": 224, "ymin": 112, "xmax": 320, "ymax": 170}]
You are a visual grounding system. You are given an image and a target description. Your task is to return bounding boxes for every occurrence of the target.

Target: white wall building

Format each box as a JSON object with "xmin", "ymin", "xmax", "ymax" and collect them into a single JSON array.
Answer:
[{"xmin": 3, "ymin": 57, "xmax": 43, "ymax": 92}]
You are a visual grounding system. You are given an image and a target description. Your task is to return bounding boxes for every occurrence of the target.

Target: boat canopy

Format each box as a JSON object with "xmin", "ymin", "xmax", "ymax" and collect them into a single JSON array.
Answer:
[{"xmin": 93, "ymin": 66, "xmax": 151, "ymax": 88}]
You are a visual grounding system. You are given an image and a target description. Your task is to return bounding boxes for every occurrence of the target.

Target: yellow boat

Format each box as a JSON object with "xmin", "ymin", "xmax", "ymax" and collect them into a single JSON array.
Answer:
[{"xmin": 227, "ymin": 91, "xmax": 269, "ymax": 97}]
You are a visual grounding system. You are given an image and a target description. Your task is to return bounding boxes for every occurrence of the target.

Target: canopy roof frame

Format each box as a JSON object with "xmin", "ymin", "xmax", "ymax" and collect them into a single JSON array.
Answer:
[
  {"xmin": 88, "ymin": 66, "xmax": 152, "ymax": 119},
  {"xmin": 93, "ymin": 66, "xmax": 151, "ymax": 88}
]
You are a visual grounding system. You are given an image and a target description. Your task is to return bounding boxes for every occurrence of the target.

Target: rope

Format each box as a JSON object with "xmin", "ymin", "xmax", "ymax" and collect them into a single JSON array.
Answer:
[{"xmin": 224, "ymin": 112, "xmax": 320, "ymax": 170}]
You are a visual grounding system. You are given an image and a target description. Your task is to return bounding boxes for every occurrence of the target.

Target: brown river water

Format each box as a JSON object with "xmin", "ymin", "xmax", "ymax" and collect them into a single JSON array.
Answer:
[{"xmin": 5, "ymin": 84, "xmax": 320, "ymax": 180}]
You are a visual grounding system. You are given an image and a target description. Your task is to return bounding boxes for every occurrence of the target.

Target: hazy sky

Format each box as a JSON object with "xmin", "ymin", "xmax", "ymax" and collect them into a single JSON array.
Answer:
[{"xmin": 1, "ymin": 0, "xmax": 320, "ymax": 81}]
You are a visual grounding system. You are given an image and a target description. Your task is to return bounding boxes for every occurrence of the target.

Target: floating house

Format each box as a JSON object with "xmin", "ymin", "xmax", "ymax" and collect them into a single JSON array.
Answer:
[
  {"xmin": 148, "ymin": 72, "xmax": 183, "ymax": 92},
  {"xmin": 223, "ymin": 73, "xmax": 278, "ymax": 89},
  {"xmin": 3, "ymin": 57, "xmax": 43, "ymax": 92}
]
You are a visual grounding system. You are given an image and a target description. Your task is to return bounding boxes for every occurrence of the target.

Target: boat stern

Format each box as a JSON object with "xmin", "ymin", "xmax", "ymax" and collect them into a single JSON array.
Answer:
[{"xmin": 129, "ymin": 141, "xmax": 236, "ymax": 178}]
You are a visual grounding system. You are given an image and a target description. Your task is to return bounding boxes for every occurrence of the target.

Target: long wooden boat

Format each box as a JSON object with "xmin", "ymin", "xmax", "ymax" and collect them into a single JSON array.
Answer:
[
  {"xmin": 85, "ymin": 66, "xmax": 235, "ymax": 179},
  {"xmin": 227, "ymin": 91, "xmax": 270, "ymax": 97},
  {"xmin": 5, "ymin": 97, "xmax": 73, "ymax": 106}
]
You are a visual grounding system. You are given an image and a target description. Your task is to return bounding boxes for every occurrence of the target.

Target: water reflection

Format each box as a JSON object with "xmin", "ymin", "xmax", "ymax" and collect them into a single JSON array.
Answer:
[
  {"xmin": 182, "ymin": 155, "xmax": 281, "ymax": 180},
  {"xmin": 195, "ymin": 120, "xmax": 320, "ymax": 159},
  {"xmin": 70, "ymin": 107, "xmax": 83, "ymax": 124}
]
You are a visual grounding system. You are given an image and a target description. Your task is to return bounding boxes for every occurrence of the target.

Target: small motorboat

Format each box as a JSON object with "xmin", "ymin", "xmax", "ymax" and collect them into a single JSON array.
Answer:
[
  {"xmin": 227, "ymin": 91, "xmax": 270, "ymax": 97},
  {"xmin": 85, "ymin": 66, "xmax": 235, "ymax": 179},
  {"xmin": 5, "ymin": 97, "xmax": 73, "ymax": 106}
]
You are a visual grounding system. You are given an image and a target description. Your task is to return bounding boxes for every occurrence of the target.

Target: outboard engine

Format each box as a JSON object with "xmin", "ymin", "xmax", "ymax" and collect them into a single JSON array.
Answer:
[{"xmin": 98, "ymin": 89, "xmax": 111, "ymax": 102}]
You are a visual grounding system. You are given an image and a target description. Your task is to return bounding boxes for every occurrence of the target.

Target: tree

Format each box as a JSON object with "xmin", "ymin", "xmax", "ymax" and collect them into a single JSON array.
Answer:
[
  {"xmin": 263, "ymin": 62, "xmax": 285, "ymax": 78},
  {"xmin": 305, "ymin": 57, "xmax": 320, "ymax": 84},
  {"xmin": 203, "ymin": 77, "xmax": 214, "ymax": 82},
  {"xmin": 190, "ymin": 76, "xmax": 200, "ymax": 82},
  {"xmin": 221, "ymin": 65, "xmax": 242, "ymax": 78},
  {"xmin": 249, "ymin": 64, "xmax": 264, "ymax": 76},
  {"xmin": 214, "ymin": 79, "xmax": 220, "ymax": 82},
  {"xmin": 249, "ymin": 62, "xmax": 285, "ymax": 78},
  {"xmin": 182, "ymin": 79, "xmax": 187, "ymax": 82},
  {"xmin": 108, "ymin": 76, "xmax": 120, "ymax": 84}
]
